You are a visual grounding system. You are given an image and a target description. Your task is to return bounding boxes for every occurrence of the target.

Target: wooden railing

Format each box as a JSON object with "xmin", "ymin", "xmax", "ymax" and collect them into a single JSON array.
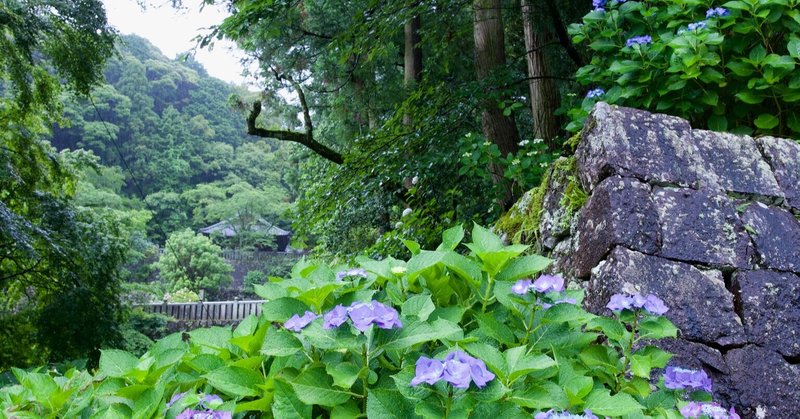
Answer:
[{"xmin": 135, "ymin": 300, "xmax": 266, "ymax": 326}]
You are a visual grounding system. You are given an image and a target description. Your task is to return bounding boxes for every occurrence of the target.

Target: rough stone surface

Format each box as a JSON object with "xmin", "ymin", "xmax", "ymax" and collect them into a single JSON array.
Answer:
[
  {"xmin": 586, "ymin": 247, "xmax": 745, "ymax": 346},
  {"xmin": 653, "ymin": 187, "xmax": 753, "ymax": 269},
  {"xmin": 539, "ymin": 157, "xmax": 576, "ymax": 251},
  {"xmin": 741, "ymin": 202, "xmax": 800, "ymax": 273},
  {"xmin": 571, "ymin": 176, "xmax": 660, "ymax": 278},
  {"xmin": 517, "ymin": 103, "xmax": 800, "ymax": 417},
  {"xmin": 692, "ymin": 130, "xmax": 783, "ymax": 197},
  {"xmin": 734, "ymin": 270, "xmax": 800, "ymax": 357},
  {"xmin": 757, "ymin": 136, "xmax": 800, "ymax": 210},
  {"xmin": 724, "ymin": 345, "xmax": 800, "ymax": 419},
  {"xmin": 575, "ymin": 103, "xmax": 699, "ymax": 192}
]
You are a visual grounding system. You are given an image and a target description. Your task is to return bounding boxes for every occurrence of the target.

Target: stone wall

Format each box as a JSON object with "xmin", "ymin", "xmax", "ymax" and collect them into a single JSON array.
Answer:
[{"xmin": 539, "ymin": 103, "xmax": 800, "ymax": 418}]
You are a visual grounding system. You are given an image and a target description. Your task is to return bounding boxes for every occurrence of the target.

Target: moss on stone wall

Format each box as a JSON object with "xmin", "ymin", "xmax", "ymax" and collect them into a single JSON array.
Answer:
[{"xmin": 495, "ymin": 156, "xmax": 584, "ymax": 246}]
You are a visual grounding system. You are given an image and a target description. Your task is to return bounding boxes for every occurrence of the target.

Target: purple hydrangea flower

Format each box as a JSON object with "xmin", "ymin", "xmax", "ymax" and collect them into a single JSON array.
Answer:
[
  {"xmin": 535, "ymin": 409, "xmax": 598, "ymax": 419},
  {"xmin": 512, "ymin": 279, "xmax": 533, "ymax": 295},
  {"xmin": 680, "ymin": 402, "xmax": 739, "ymax": 419},
  {"xmin": 284, "ymin": 311, "xmax": 318, "ymax": 332},
  {"xmin": 177, "ymin": 409, "xmax": 232, "ymax": 419},
  {"xmin": 626, "ymin": 35, "xmax": 652, "ymax": 47},
  {"xmin": 631, "ymin": 293, "xmax": 647, "ymax": 308},
  {"xmin": 532, "ymin": 274, "xmax": 565, "ymax": 293},
  {"xmin": 410, "ymin": 356, "xmax": 445, "ymax": 386},
  {"xmin": 706, "ymin": 7, "xmax": 729, "ymax": 18},
  {"xmin": 607, "ymin": 293, "xmax": 633, "ymax": 311},
  {"xmin": 586, "ymin": 88, "xmax": 605, "ymax": 98},
  {"xmin": 688, "ymin": 21, "xmax": 708, "ymax": 31},
  {"xmin": 323, "ymin": 304, "xmax": 349, "ymax": 329},
  {"xmin": 348, "ymin": 301, "xmax": 402, "ymax": 332},
  {"xmin": 664, "ymin": 366, "xmax": 713, "ymax": 392},
  {"xmin": 592, "ymin": 0, "xmax": 606, "ymax": 11},
  {"xmin": 442, "ymin": 353, "xmax": 473, "ymax": 388},
  {"xmin": 336, "ymin": 268, "xmax": 368, "ymax": 281},
  {"xmin": 644, "ymin": 294, "xmax": 669, "ymax": 315},
  {"xmin": 413, "ymin": 350, "xmax": 495, "ymax": 389}
]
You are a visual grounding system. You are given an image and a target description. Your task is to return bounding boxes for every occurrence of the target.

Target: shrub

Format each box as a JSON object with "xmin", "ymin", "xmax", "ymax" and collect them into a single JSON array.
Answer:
[
  {"xmin": 568, "ymin": 0, "xmax": 800, "ymax": 139},
  {"xmin": 157, "ymin": 229, "xmax": 232, "ymax": 296},
  {"xmin": 0, "ymin": 225, "xmax": 738, "ymax": 418}
]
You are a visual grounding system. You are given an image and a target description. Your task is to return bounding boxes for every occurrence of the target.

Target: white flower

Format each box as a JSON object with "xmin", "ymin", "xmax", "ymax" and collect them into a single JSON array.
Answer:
[
  {"xmin": 511, "ymin": 158, "xmax": 521, "ymax": 166},
  {"xmin": 411, "ymin": 176, "xmax": 419, "ymax": 185},
  {"xmin": 526, "ymin": 151, "xmax": 535, "ymax": 157},
  {"xmin": 462, "ymin": 152, "xmax": 472, "ymax": 158},
  {"xmin": 402, "ymin": 208, "xmax": 412, "ymax": 217},
  {"xmin": 483, "ymin": 141, "xmax": 492, "ymax": 147},
  {"xmin": 394, "ymin": 221, "xmax": 403, "ymax": 229},
  {"xmin": 518, "ymin": 139, "xmax": 530, "ymax": 147},
  {"xmin": 390, "ymin": 266, "xmax": 407, "ymax": 275},
  {"xmin": 533, "ymin": 138, "xmax": 544, "ymax": 144}
]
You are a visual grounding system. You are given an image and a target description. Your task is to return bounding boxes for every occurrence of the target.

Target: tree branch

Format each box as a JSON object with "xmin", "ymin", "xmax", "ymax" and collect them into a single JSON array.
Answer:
[
  {"xmin": 246, "ymin": 101, "xmax": 344, "ymax": 164},
  {"xmin": 544, "ymin": 0, "xmax": 584, "ymax": 67}
]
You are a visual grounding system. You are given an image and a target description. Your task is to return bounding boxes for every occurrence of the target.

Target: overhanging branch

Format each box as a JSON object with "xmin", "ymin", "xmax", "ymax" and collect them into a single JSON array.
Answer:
[{"xmin": 246, "ymin": 101, "xmax": 344, "ymax": 164}]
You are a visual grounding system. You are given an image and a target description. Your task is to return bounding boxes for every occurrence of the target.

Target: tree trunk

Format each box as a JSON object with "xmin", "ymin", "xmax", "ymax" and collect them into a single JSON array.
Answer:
[
  {"xmin": 522, "ymin": 0, "xmax": 561, "ymax": 149},
  {"xmin": 403, "ymin": 11, "xmax": 422, "ymax": 126},
  {"xmin": 474, "ymin": 0, "xmax": 520, "ymax": 207}
]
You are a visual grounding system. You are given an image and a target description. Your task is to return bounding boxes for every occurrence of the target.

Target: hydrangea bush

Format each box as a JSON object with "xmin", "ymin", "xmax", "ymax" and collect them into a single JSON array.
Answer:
[
  {"xmin": 0, "ymin": 225, "xmax": 738, "ymax": 418},
  {"xmin": 568, "ymin": 0, "xmax": 800, "ymax": 139}
]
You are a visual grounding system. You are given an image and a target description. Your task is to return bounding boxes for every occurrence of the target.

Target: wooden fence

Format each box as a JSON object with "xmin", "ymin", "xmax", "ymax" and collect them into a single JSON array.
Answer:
[
  {"xmin": 135, "ymin": 300, "xmax": 266, "ymax": 326},
  {"xmin": 219, "ymin": 249, "xmax": 305, "ymax": 262}
]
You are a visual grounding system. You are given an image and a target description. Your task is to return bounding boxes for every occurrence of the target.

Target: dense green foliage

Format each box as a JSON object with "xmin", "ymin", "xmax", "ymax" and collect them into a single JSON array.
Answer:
[
  {"xmin": 0, "ymin": 226, "xmax": 736, "ymax": 418},
  {"xmin": 569, "ymin": 0, "xmax": 800, "ymax": 138},
  {"xmin": 157, "ymin": 230, "xmax": 233, "ymax": 297},
  {"xmin": 0, "ymin": 0, "xmax": 126, "ymax": 368}
]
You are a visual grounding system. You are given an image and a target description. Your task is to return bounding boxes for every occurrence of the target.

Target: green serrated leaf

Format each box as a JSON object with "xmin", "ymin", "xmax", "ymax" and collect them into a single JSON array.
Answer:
[
  {"xmin": 401, "ymin": 294, "xmax": 436, "ymax": 322},
  {"xmin": 496, "ymin": 255, "xmax": 552, "ymax": 282},
  {"xmin": 754, "ymin": 113, "xmax": 780, "ymax": 130},
  {"xmin": 203, "ymin": 366, "xmax": 263, "ymax": 398},
  {"xmin": 290, "ymin": 366, "xmax": 351, "ymax": 407},
  {"xmin": 99, "ymin": 350, "xmax": 139, "ymax": 378},
  {"xmin": 260, "ymin": 327, "xmax": 303, "ymax": 357}
]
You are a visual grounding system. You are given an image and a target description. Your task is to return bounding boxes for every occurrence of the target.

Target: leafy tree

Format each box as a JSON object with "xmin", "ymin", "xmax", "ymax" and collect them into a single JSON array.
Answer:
[{"xmin": 157, "ymin": 229, "xmax": 232, "ymax": 296}]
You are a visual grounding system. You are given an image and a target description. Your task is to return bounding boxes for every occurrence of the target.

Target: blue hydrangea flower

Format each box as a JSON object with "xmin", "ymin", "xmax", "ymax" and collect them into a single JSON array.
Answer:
[
  {"xmin": 323, "ymin": 304, "xmax": 348, "ymax": 329},
  {"xmin": 541, "ymin": 296, "xmax": 577, "ymax": 310},
  {"xmin": 532, "ymin": 274, "xmax": 565, "ymax": 293},
  {"xmin": 688, "ymin": 21, "xmax": 708, "ymax": 31},
  {"xmin": 336, "ymin": 268, "xmax": 368, "ymax": 281},
  {"xmin": 284, "ymin": 311, "xmax": 318, "ymax": 332},
  {"xmin": 411, "ymin": 350, "xmax": 495, "ymax": 389},
  {"xmin": 512, "ymin": 279, "xmax": 533, "ymax": 295},
  {"xmin": 535, "ymin": 409, "xmax": 599, "ymax": 419},
  {"xmin": 177, "ymin": 409, "xmax": 232, "ymax": 419},
  {"xmin": 625, "ymin": 35, "xmax": 652, "ymax": 47},
  {"xmin": 410, "ymin": 356, "xmax": 445, "ymax": 386},
  {"xmin": 592, "ymin": 0, "xmax": 605, "ymax": 11},
  {"xmin": 680, "ymin": 402, "xmax": 740, "ymax": 419},
  {"xmin": 198, "ymin": 394, "xmax": 223, "ymax": 410},
  {"xmin": 706, "ymin": 7, "xmax": 729, "ymax": 18},
  {"xmin": 347, "ymin": 301, "xmax": 402, "ymax": 332},
  {"xmin": 644, "ymin": 294, "xmax": 669, "ymax": 315},
  {"xmin": 586, "ymin": 88, "xmax": 605, "ymax": 98},
  {"xmin": 607, "ymin": 293, "xmax": 633, "ymax": 311},
  {"xmin": 663, "ymin": 366, "xmax": 712, "ymax": 392}
]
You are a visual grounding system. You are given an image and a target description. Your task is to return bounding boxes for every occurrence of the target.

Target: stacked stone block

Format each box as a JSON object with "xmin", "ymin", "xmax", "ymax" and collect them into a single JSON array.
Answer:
[{"xmin": 545, "ymin": 103, "xmax": 800, "ymax": 418}]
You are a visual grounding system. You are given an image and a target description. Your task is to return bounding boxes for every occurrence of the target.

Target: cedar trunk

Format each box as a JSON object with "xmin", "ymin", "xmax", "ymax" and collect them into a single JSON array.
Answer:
[
  {"xmin": 474, "ymin": 0, "xmax": 520, "ymax": 207},
  {"xmin": 521, "ymin": 0, "xmax": 561, "ymax": 148}
]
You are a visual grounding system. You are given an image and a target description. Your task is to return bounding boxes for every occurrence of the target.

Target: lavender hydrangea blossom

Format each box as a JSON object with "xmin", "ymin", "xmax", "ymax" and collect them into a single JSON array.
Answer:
[
  {"xmin": 687, "ymin": 21, "xmax": 708, "ymax": 31},
  {"xmin": 532, "ymin": 274, "xmax": 565, "ymax": 293},
  {"xmin": 410, "ymin": 350, "xmax": 495, "ymax": 389},
  {"xmin": 284, "ymin": 311, "xmax": 318, "ymax": 332},
  {"xmin": 607, "ymin": 292, "xmax": 669, "ymax": 315},
  {"xmin": 706, "ymin": 7, "xmax": 729, "ymax": 18},
  {"xmin": 663, "ymin": 366, "xmax": 713, "ymax": 392},
  {"xmin": 586, "ymin": 88, "xmax": 605, "ymax": 98},
  {"xmin": 409, "ymin": 356, "xmax": 445, "ymax": 386},
  {"xmin": 176, "ymin": 409, "xmax": 232, "ymax": 419},
  {"xmin": 626, "ymin": 35, "xmax": 652, "ymax": 47},
  {"xmin": 680, "ymin": 402, "xmax": 740, "ymax": 419},
  {"xmin": 535, "ymin": 409, "xmax": 598, "ymax": 419},
  {"xmin": 512, "ymin": 279, "xmax": 533, "ymax": 295},
  {"xmin": 336, "ymin": 268, "xmax": 368, "ymax": 281},
  {"xmin": 323, "ymin": 304, "xmax": 348, "ymax": 329},
  {"xmin": 592, "ymin": 0, "xmax": 605, "ymax": 11}
]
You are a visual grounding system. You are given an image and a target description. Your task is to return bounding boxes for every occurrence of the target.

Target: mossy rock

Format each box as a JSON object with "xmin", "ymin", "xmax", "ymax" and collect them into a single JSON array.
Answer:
[{"xmin": 495, "ymin": 156, "xmax": 585, "ymax": 250}]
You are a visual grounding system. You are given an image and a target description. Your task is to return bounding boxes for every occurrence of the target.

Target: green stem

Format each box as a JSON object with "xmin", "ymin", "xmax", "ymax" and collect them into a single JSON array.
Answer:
[{"xmin": 481, "ymin": 275, "xmax": 495, "ymax": 312}]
